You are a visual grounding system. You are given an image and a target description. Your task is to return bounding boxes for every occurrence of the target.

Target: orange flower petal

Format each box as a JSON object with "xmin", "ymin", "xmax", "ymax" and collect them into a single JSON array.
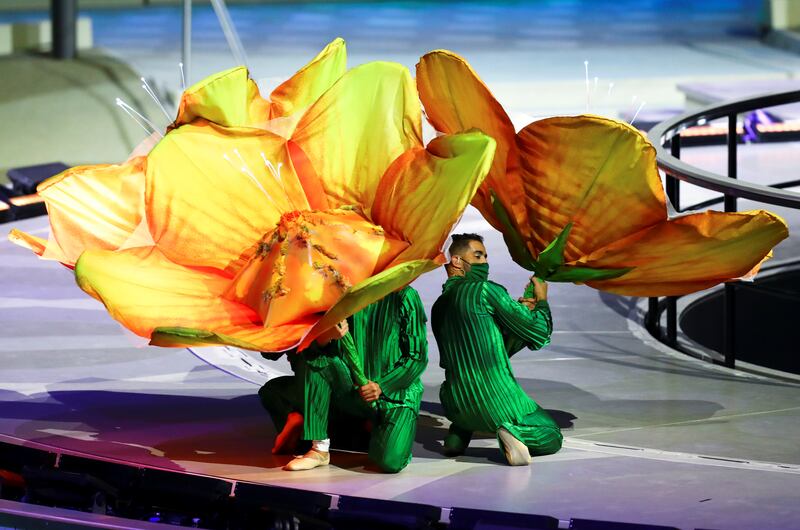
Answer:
[
  {"xmin": 300, "ymin": 257, "xmax": 442, "ymax": 349},
  {"xmin": 75, "ymin": 245, "xmax": 310, "ymax": 351},
  {"xmin": 580, "ymin": 210, "xmax": 789, "ymax": 296},
  {"xmin": 225, "ymin": 208, "xmax": 408, "ymax": 327},
  {"xmin": 371, "ymin": 131, "xmax": 496, "ymax": 263},
  {"xmin": 8, "ymin": 229, "xmax": 49, "ymax": 259},
  {"xmin": 516, "ymin": 115, "xmax": 667, "ymax": 262},
  {"xmin": 416, "ymin": 50, "xmax": 522, "ymax": 231},
  {"xmin": 292, "ymin": 61, "xmax": 423, "ymax": 209}
]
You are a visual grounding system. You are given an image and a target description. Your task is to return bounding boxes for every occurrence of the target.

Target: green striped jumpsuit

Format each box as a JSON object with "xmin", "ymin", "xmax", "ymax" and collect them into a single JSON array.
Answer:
[
  {"xmin": 259, "ymin": 286, "xmax": 428, "ymax": 473},
  {"xmin": 431, "ymin": 264, "xmax": 562, "ymax": 455}
]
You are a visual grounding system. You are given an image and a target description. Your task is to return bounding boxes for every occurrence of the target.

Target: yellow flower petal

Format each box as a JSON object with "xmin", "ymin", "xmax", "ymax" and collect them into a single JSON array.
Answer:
[
  {"xmin": 579, "ymin": 210, "xmax": 789, "ymax": 296},
  {"xmin": 173, "ymin": 40, "xmax": 346, "ymax": 135},
  {"xmin": 76, "ymin": 246, "xmax": 244, "ymax": 334},
  {"xmin": 516, "ymin": 115, "xmax": 667, "ymax": 261},
  {"xmin": 146, "ymin": 123, "xmax": 310, "ymax": 274},
  {"xmin": 371, "ymin": 131, "xmax": 496, "ymax": 263},
  {"xmin": 8, "ymin": 158, "xmax": 148, "ymax": 266},
  {"xmin": 292, "ymin": 61, "xmax": 423, "ymax": 209},
  {"xmin": 269, "ymin": 37, "xmax": 347, "ymax": 119},
  {"xmin": 173, "ymin": 66, "xmax": 271, "ymax": 129},
  {"xmin": 416, "ymin": 50, "xmax": 522, "ymax": 231},
  {"xmin": 75, "ymin": 246, "xmax": 309, "ymax": 351}
]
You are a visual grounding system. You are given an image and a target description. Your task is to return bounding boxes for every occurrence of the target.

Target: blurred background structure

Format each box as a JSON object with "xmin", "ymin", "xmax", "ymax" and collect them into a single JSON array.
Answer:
[
  {"xmin": 1, "ymin": 2, "xmax": 799, "ymax": 529},
  {"xmin": 2, "ymin": 0, "xmax": 800, "ymax": 181}
]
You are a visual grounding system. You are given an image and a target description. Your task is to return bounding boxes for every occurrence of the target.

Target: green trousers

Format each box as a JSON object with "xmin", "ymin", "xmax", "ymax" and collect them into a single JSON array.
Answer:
[
  {"xmin": 259, "ymin": 355, "xmax": 419, "ymax": 473},
  {"xmin": 445, "ymin": 406, "xmax": 563, "ymax": 457}
]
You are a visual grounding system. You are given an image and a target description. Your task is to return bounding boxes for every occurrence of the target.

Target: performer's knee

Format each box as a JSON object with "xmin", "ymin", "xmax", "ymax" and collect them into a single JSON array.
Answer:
[
  {"xmin": 257, "ymin": 382, "xmax": 272, "ymax": 405},
  {"xmin": 374, "ymin": 453, "xmax": 409, "ymax": 474},
  {"xmin": 533, "ymin": 430, "xmax": 563, "ymax": 456}
]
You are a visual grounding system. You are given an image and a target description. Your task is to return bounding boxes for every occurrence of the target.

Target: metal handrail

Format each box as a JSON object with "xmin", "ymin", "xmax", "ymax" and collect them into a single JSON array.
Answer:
[
  {"xmin": 648, "ymin": 89, "xmax": 800, "ymax": 208},
  {"xmin": 683, "ymin": 178, "xmax": 800, "ymax": 212},
  {"xmin": 645, "ymin": 88, "xmax": 800, "ymax": 369}
]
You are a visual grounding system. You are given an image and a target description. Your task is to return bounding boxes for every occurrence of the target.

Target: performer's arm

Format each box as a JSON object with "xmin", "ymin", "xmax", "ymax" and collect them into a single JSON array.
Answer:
[
  {"xmin": 503, "ymin": 330, "xmax": 527, "ymax": 358},
  {"xmin": 485, "ymin": 282, "xmax": 552, "ymax": 352},
  {"xmin": 503, "ymin": 281, "xmax": 545, "ymax": 356},
  {"xmin": 375, "ymin": 289, "xmax": 429, "ymax": 395}
]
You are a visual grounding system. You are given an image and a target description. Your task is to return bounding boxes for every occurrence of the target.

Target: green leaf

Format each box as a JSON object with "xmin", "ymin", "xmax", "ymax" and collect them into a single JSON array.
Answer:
[
  {"xmin": 490, "ymin": 191, "xmax": 536, "ymax": 271},
  {"xmin": 535, "ymin": 222, "xmax": 573, "ymax": 278},
  {"xmin": 151, "ymin": 326, "xmax": 262, "ymax": 350},
  {"xmin": 548, "ymin": 264, "xmax": 634, "ymax": 283},
  {"xmin": 153, "ymin": 326, "xmax": 213, "ymax": 339}
]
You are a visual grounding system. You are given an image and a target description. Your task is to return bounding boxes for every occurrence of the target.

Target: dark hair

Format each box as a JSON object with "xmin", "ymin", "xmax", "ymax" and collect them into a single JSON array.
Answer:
[{"xmin": 448, "ymin": 233, "xmax": 484, "ymax": 257}]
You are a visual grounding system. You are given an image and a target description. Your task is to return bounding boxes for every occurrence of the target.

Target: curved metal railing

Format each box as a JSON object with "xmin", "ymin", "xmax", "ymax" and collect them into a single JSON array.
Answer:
[{"xmin": 646, "ymin": 89, "xmax": 800, "ymax": 368}]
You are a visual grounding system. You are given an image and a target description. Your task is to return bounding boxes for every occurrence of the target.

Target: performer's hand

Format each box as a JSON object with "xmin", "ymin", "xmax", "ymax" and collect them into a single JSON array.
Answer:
[
  {"xmin": 359, "ymin": 381, "xmax": 382, "ymax": 403},
  {"xmin": 518, "ymin": 297, "xmax": 537, "ymax": 310},
  {"xmin": 315, "ymin": 320, "xmax": 349, "ymax": 346},
  {"xmin": 530, "ymin": 276, "xmax": 548, "ymax": 301},
  {"xmin": 333, "ymin": 320, "xmax": 349, "ymax": 338}
]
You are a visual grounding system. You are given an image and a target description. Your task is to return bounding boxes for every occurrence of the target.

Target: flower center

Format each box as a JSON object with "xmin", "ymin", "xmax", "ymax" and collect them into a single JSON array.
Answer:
[{"xmin": 226, "ymin": 207, "xmax": 409, "ymax": 327}]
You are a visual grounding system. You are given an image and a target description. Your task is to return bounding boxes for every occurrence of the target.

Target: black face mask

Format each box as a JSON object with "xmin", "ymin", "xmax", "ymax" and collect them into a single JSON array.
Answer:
[{"xmin": 465, "ymin": 262, "xmax": 489, "ymax": 281}]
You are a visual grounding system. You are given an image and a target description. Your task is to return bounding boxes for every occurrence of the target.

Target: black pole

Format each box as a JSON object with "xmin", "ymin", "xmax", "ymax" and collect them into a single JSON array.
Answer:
[
  {"xmin": 51, "ymin": 0, "xmax": 77, "ymax": 60},
  {"xmin": 722, "ymin": 114, "xmax": 738, "ymax": 368},
  {"xmin": 667, "ymin": 135, "xmax": 681, "ymax": 212},
  {"xmin": 647, "ymin": 297, "xmax": 660, "ymax": 339},
  {"xmin": 725, "ymin": 114, "xmax": 738, "ymax": 212},
  {"xmin": 665, "ymin": 135, "xmax": 681, "ymax": 346}
]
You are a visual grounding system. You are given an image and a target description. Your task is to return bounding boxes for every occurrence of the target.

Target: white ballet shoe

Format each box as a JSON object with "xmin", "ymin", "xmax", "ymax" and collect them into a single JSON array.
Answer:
[
  {"xmin": 497, "ymin": 427, "xmax": 532, "ymax": 466},
  {"xmin": 283, "ymin": 449, "xmax": 330, "ymax": 471}
]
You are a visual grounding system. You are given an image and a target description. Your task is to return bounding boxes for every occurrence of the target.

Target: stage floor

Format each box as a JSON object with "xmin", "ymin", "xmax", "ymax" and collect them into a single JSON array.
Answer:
[{"xmin": 2, "ymin": 204, "xmax": 800, "ymax": 530}]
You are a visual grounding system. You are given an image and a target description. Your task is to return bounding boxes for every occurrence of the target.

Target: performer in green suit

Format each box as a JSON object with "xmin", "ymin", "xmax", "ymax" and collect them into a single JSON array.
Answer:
[
  {"xmin": 431, "ymin": 233, "xmax": 562, "ymax": 466},
  {"xmin": 259, "ymin": 286, "xmax": 428, "ymax": 472}
]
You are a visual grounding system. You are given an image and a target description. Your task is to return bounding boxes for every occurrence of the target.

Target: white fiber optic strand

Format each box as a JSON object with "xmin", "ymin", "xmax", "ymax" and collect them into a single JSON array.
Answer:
[
  {"xmin": 583, "ymin": 60, "xmax": 590, "ymax": 113},
  {"xmin": 222, "ymin": 152, "xmax": 281, "ymax": 210},
  {"xmin": 140, "ymin": 77, "xmax": 172, "ymax": 122},
  {"xmin": 179, "ymin": 62, "xmax": 186, "ymax": 91},
  {"xmin": 115, "ymin": 98, "xmax": 163, "ymax": 138},
  {"xmin": 259, "ymin": 152, "xmax": 299, "ymax": 210},
  {"xmin": 630, "ymin": 101, "xmax": 647, "ymax": 126}
]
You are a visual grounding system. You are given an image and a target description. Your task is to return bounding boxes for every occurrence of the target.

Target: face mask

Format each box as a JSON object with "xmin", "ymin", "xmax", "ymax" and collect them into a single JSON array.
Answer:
[{"xmin": 466, "ymin": 262, "xmax": 489, "ymax": 281}]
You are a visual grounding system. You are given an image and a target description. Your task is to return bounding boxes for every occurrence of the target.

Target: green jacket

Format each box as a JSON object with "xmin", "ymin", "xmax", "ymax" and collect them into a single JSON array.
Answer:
[
  {"xmin": 349, "ymin": 285, "xmax": 428, "ymax": 412},
  {"xmin": 431, "ymin": 272, "xmax": 552, "ymax": 432},
  {"xmin": 282, "ymin": 286, "xmax": 428, "ymax": 412}
]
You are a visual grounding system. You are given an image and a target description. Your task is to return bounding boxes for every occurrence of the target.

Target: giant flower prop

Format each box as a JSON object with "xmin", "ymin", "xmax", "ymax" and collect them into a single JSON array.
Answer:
[
  {"xmin": 9, "ymin": 39, "xmax": 495, "ymax": 351},
  {"xmin": 416, "ymin": 50, "xmax": 789, "ymax": 296}
]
